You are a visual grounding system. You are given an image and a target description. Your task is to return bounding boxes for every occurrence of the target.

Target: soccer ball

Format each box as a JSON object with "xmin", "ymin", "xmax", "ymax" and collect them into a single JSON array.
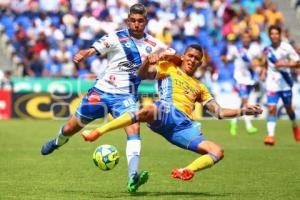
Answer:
[{"xmin": 92, "ymin": 144, "xmax": 120, "ymax": 171}]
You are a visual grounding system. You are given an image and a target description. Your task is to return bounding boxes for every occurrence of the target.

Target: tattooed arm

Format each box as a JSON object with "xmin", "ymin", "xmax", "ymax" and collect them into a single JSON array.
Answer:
[{"xmin": 204, "ymin": 99, "xmax": 262, "ymax": 119}]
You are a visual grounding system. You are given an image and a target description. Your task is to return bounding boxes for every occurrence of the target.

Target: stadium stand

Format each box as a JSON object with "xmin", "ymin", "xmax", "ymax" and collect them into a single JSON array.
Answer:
[{"xmin": 0, "ymin": 0, "xmax": 299, "ymax": 84}]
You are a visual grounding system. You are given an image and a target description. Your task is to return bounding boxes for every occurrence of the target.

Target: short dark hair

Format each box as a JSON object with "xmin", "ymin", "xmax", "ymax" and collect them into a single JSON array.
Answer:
[
  {"xmin": 129, "ymin": 3, "xmax": 147, "ymax": 17},
  {"xmin": 268, "ymin": 25, "xmax": 282, "ymax": 35},
  {"xmin": 185, "ymin": 44, "xmax": 204, "ymax": 55}
]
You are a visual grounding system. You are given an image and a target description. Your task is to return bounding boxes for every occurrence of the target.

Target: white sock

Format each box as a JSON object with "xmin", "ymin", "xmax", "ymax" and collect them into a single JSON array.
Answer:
[
  {"xmin": 231, "ymin": 118, "xmax": 237, "ymax": 125},
  {"xmin": 55, "ymin": 126, "xmax": 70, "ymax": 146},
  {"xmin": 126, "ymin": 139, "xmax": 141, "ymax": 178},
  {"xmin": 267, "ymin": 121, "xmax": 276, "ymax": 137},
  {"xmin": 244, "ymin": 115, "xmax": 253, "ymax": 129}
]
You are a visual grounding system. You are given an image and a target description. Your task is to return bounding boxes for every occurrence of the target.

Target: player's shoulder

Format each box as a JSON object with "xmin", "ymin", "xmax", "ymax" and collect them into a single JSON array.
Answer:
[
  {"xmin": 144, "ymin": 33, "xmax": 161, "ymax": 46},
  {"xmin": 250, "ymin": 42, "xmax": 262, "ymax": 50},
  {"xmin": 279, "ymin": 41, "xmax": 294, "ymax": 51}
]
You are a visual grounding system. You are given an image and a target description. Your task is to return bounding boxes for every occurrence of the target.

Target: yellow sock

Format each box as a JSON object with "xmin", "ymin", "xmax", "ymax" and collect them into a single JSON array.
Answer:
[
  {"xmin": 96, "ymin": 112, "xmax": 134, "ymax": 135},
  {"xmin": 185, "ymin": 154, "xmax": 215, "ymax": 172}
]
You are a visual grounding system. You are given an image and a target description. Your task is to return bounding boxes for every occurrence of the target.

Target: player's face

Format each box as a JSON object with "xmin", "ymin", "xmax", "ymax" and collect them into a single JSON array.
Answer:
[
  {"xmin": 127, "ymin": 14, "xmax": 147, "ymax": 39},
  {"xmin": 241, "ymin": 33, "xmax": 251, "ymax": 47},
  {"xmin": 269, "ymin": 29, "xmax": 281, "ymax": 45},
  {"xmin": 181, "ymin": 48, "xmax": 203, "ymax": 76}
]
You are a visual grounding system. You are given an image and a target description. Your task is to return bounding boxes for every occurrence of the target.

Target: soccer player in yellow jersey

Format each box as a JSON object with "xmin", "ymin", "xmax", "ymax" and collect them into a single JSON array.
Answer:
[{"xmin": 82, "ymin": 44, "xmax": 262, "ymax": 181}]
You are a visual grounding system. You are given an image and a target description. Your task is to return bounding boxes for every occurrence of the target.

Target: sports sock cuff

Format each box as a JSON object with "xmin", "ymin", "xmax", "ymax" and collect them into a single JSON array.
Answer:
[
  {"xmin": 60, "ymin": 125, "xmax": 65, "ymax": 135},
  {"xmin": 129, "ymin": 112, "xmax": 137, "ymax": 123},
  {"xmin": 208, "ymin": 153, "xmax": 219, "ymax": 163},
  {"xmin": 127, "ymin": 134, "xmax": 141, "ymax": 140},
  {"xmin": 267, "ymin": 116, "xmax": 276, "ymax": 122}
]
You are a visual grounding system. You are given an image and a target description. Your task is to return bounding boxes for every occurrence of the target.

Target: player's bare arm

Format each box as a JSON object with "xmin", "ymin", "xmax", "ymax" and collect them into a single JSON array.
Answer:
[
  {"xmin": 204, "ymin": 99, "xmax": 263, "ymax": 119},
  {"xmin": 274, "ymin": 60, "xmax": 300, "ymax": 68},
  {"xmin": 73, "ymin": 48, "xmax": 97, "ymax": 63}
]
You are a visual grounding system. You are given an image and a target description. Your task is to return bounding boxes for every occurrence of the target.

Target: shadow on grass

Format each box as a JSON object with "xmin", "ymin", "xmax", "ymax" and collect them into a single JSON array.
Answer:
[
  {"xmin": 128, "ymin": 191, "xmax": 229, "ymax": 197},
  {"xmin": 62, "ymin": 189, "xmax": 230, "ymax": 199}
]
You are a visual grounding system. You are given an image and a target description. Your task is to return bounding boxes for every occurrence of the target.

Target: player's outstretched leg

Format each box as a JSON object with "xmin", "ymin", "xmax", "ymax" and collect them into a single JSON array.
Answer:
[
  {"xmin": 41, "ymin": 116, "xmax": 85, "ymax": 155},
  {"xmin": 127, "ymin": 171, "xmax": 149, "ymax": 192},
  {"xmin": 172, "ymin": 141, "xmax": 223, "ymax": 181}
]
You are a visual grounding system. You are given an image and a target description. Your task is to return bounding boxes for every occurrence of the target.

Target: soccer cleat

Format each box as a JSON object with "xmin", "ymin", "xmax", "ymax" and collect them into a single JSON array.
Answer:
[
  {"xmin": 246, "ymin": 126, "xmax": 258, "ymax": 134},
  {"xmin": 127, "ymin": 171, "xmax": 149, "ymax": 192},
  {"xmin": 264, "ymin": 136, "xmax": 275, "ymax": 146},
  {"xmin": 230, "ymin": 122, "xmax": 237, "ymax": 136},
  {"xmin": 293, "ymin": 127, "xmax": 300, "ymax": 141},
  {"xmin": 41, "ymin": 139, "xmax": 59, "ymax": 155},
  {"xmin": 81, "ymin": 129, "xmax": 101, "ymax": 142},
  {"xmin": 171, "ymin": 168, "xmax": 194, "ymax": 181}
]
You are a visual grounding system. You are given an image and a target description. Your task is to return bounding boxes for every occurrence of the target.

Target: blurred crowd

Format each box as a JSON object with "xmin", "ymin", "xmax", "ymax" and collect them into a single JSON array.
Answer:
[{"xmin": 0, "ymin": 0, "xmax": 299, "ymax": 84}]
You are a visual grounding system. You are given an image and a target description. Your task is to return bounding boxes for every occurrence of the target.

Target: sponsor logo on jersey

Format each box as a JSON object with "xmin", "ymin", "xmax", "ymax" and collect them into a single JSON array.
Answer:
[
  {"xmin": 118, "ymin": 36, "xmax": 130, "ymax": 42},
  {"xmin": 118, "ymin": 61, "xmax": 139, "ymax": 74},
  {"xmin": 144, "ymin": 38, "xmax": 157, "ymax": 47}
]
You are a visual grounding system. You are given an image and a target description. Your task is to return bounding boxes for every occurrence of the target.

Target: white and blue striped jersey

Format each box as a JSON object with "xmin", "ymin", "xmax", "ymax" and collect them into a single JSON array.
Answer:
[
  {"xmin": 91, "ymin": 29, "xmax": 173, "ymax": 95},
  {"xmin": 226, "ymin": 42, "xmax": 263, "ymax": 85},
  {"xmin": 264, "ymin": 41, "xmax": 299, "ymax": 92}
]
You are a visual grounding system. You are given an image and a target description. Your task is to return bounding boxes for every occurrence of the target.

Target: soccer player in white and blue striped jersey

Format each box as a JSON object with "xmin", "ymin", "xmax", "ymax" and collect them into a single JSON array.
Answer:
[
  {"xmin": 263, "ymin": 25, "xmax": 300, "ymax": 145},
  {"xmin": 41, "ymin": 3, "xmax": 174, "ymax": 192}
]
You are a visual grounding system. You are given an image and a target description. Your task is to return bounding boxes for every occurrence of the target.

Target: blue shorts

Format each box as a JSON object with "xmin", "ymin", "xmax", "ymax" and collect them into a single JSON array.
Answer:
[
  {"xmin": 238, "ymin": 84, "xmax": 254, "ymax": 99},
  {"xmin": 148, "ymin": 101, "xmax": 206, "ymax": 153},
  {"xmin": 267, "ymin": 90, "xmax": 292, "ymax": 106},
  {"xmin": 75, "ymin": 87, "xmax": 138, "ymax": 121}
]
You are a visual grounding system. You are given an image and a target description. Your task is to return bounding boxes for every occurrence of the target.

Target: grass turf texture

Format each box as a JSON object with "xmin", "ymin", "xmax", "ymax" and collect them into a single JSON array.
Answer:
[{"xmin": 0, "ymin": 119, "xmax": 300, "ymax": 200}]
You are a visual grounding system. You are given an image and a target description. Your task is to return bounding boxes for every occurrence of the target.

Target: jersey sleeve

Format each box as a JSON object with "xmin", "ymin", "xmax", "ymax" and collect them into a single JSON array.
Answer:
[
  {"xmin": 226, "ymin": 46, "xmax": 238, "ymax": 61},
  {"xmin": 250, "ymin": 43, "xmax": 262, "ymax": 59},
  {"xmin": 197, "ymin": 83, "xmax": 214, "ymax": 105},
  {"xmin": 286, "ymin": 43, "xmax": 300, "ymax": 62},
  {"xmin": 91, "ymin": 33, "xmax": 116, "ymax": 55},
  {"xmin": 152, "ymin": 37, "xmax": 176, "ymax": 55},
  {"xmin": 155, "ymin": 61, "xmax": 174, "ymax": 80}
]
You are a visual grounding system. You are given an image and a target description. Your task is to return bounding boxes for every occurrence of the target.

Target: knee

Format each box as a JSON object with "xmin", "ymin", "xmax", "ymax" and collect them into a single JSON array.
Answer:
[{"xmin": 268, "ymin": 106, "xmax": 277, "ymax": 115}]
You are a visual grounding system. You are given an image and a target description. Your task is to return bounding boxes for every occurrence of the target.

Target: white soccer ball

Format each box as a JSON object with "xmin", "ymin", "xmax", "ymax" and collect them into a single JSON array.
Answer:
[{"xmin": 92, "ymin": 144, "xmax": 120, "ymax": 170}]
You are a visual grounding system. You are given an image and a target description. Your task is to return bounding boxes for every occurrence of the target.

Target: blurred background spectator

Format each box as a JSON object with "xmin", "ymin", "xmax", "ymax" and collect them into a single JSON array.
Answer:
[{"xmin": 0, "ymin": 0, "xmax": 299, "ymax": 85}]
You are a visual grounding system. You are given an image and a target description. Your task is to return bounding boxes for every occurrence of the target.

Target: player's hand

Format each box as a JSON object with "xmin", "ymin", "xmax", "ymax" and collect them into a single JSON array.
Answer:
[
  {"xmin": 73, "ymin": 51, "xmax": 85, "ymax": 64},
  {"xmin": 161, "ymin": 54, "xmax": 182, "ymax": 65},
  {"xmin": 147, "ymin": 54, "xmax": 161, "ymax": 64},
  {"xmin": 241, "ymin": 105, "xmax": 263, "ymax": 116}
]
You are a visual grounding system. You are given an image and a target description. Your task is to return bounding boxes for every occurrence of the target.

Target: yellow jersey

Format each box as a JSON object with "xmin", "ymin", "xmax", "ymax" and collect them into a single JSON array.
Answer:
[{"xmin": 155, "ymin": 61, "xmax": 213, "ymax": 119}]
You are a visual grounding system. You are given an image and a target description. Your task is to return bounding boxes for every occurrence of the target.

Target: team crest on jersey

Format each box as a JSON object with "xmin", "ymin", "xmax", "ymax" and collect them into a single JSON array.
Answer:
[
  {"xmin": 177, "ymin": 71, "xmax": 182, "ymax": 76},
  {"xmin": 103, "ymin": 41, "xmax": 110, "ymax": 48},
  {"xmin": 145, "ymin": 46, "xmax": 152, "ymax": 53}
]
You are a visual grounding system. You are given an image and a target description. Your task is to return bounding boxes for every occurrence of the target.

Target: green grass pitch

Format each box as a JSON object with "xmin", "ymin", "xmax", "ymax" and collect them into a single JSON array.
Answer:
[{"xmin": 1, "ymin": 119, "xmax": 300, "ymax": 200}]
